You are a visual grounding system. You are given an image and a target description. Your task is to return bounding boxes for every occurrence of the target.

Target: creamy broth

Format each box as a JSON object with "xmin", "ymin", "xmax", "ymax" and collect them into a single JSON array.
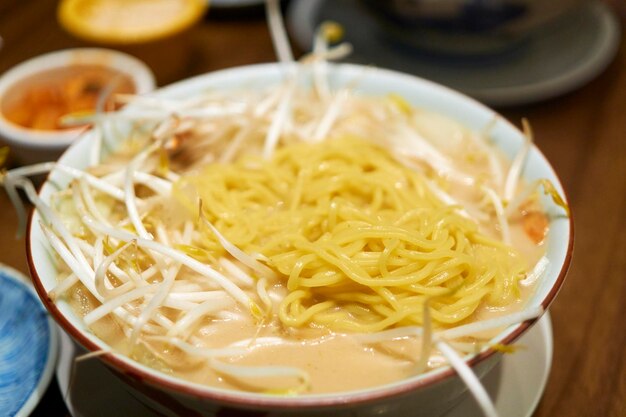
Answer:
[{"xmin": 77, "ymin": 265, "xmax": 538, "ymax": 394}]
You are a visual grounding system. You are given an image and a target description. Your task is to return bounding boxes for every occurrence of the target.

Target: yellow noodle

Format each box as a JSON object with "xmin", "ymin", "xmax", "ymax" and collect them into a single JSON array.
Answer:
[{"xmin": 173, "ymin": 137, "xmax": 526, "ymax": 332}]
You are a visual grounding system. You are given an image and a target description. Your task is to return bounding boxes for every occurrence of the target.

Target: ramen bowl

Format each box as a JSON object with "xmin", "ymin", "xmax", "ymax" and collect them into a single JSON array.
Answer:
[
  {"xmin": 27, "ymin": 63, "xmax": 573, "ymax": 416},
  {"xmin": 0, "ymin": 48, "xmax": 155, "ymax": 165}
]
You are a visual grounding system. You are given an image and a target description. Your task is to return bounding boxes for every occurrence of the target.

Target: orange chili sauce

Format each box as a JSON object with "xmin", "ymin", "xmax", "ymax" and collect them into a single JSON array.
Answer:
[{"xmin": 1, "ymin": 65, "xmax": 135, "ymax": 131}]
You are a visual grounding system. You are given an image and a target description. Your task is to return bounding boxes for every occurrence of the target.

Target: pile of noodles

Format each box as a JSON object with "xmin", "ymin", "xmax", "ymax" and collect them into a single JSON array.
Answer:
[{"xmin": 172, "ymin": 137, "xmax": 526, "ymax": 333}]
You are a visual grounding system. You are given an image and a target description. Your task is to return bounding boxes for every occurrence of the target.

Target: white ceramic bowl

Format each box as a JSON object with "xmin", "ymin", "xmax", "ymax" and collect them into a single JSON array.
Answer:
[
  {"xmin": 27, "ymin": 63, "xmax": 573, "ymax": 417},
  {"xmin": 0, "ymin": 48, "xmax": 155, "ymax": 165}
]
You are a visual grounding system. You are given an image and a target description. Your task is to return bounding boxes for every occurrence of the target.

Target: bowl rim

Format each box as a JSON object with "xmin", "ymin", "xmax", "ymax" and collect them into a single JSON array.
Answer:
[
  {"xmin": 26, "ymin": 62, "xmax": 574, "ymax": 409},
  {"xmin": 0, "ymin": 47, "xmax": 156, "ymax": 148}
]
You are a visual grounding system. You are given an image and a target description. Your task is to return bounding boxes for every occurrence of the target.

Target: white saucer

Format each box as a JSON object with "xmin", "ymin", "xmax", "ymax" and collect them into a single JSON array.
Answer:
[
  {"xmin": 56, "ymin": 313, "xmax": 552, "ymax": 417},
  {"xmin": 55, "ymin": 330, "xmax": 157, "ymax": 417},
  {"xmin": 287, "ymin": 0, "xmax": 621, "ymax": 107},
  {"xmin": 444, "ymin": 313, "xmax": 553, "ymax": 417}
]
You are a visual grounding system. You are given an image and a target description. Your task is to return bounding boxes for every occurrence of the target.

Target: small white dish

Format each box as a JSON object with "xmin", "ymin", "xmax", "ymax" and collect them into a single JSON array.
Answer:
[
  {"xmin": 56, "ymin": 331, "xmax": 157, "ymax": 416},
  {"xmin": 287, "ymin": 0, "xmax": 621, "ymax": 106},
  {"xmin": 445, "ymin": 313, "xmax": 552, "ymax": 417},
  {"xmin": 0, "ymin": 264, "xmax": 58, "ymax": 417},
  {"xmin": 55, "ymin": 313, "xmax": 552, "ymax": 417},
  {"xmin": 0, "ymin": 48, "xmax": 155, "ymax": 165}
]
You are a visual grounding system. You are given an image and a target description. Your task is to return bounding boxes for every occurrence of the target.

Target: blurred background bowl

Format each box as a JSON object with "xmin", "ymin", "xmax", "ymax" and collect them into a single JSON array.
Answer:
[
  {"xmin": 0, "ymin": 48, "xmax": 155, "ymax": 165},
  {"xmin": 287, "ymin": 0, "xmax": 620, "ymax": 106},
  {"xmin": 360, "ymin": 0, "xmax": 587, "ymax": 57}
]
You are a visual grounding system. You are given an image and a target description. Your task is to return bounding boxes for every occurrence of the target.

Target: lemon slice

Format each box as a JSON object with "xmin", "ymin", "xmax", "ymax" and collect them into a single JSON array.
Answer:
[{"xmin": 58, "ymin": 0, "xmax": 207, "ymax": 44}]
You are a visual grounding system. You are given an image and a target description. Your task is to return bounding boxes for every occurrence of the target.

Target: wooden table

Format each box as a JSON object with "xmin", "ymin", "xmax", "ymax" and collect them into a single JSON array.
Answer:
[{"xmin": 1, "ymin": 1, "xmax": 624, "ymax": 416}]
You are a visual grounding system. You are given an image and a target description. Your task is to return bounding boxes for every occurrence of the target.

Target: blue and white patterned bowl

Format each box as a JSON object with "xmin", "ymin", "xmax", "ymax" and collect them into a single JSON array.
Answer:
[{"xmin": 0, "ymin": 264, "xmax": 58, "ymax": 417}]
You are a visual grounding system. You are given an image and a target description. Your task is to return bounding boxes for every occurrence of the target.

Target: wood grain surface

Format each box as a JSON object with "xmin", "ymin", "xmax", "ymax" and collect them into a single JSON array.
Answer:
[{"xmin": 0, "ymin": 1, "xmax": 624, "ymax": 416}]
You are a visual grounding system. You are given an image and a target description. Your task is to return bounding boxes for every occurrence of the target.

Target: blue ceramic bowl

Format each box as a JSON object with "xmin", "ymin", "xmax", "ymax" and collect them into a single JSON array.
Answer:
[{"xmin": 0, "ymin": 265, "xmax": 58, "ymax": 417}]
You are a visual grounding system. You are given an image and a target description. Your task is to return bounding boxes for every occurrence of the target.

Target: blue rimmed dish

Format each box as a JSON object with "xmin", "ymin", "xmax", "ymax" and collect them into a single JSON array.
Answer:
[{"xmin": 0, "ymin": 264, "xmax": 58, "ymax": 417}]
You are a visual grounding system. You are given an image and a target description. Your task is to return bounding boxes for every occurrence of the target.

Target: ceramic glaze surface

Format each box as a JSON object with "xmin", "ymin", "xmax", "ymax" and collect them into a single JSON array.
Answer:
[{"xmin": 0, "ymin": 268, "xmax": 54, "ymax": 416}]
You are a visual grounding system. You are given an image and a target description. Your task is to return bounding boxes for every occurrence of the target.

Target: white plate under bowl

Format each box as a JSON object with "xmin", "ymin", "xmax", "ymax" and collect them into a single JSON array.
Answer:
[
  {"xmin": 0, "ymin": 264, "xmax": 58, "ymax": 417},
  {"xmin": 445, "ymin": 313, "xmax": 553, "ymax": 417},
  {"xmin": 287, "ymin": 0, "xmax": 621, "ymax": 106},
  {"xmin": 56, "ymin": 313, "xmax": 552, "ymax": 417}
]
